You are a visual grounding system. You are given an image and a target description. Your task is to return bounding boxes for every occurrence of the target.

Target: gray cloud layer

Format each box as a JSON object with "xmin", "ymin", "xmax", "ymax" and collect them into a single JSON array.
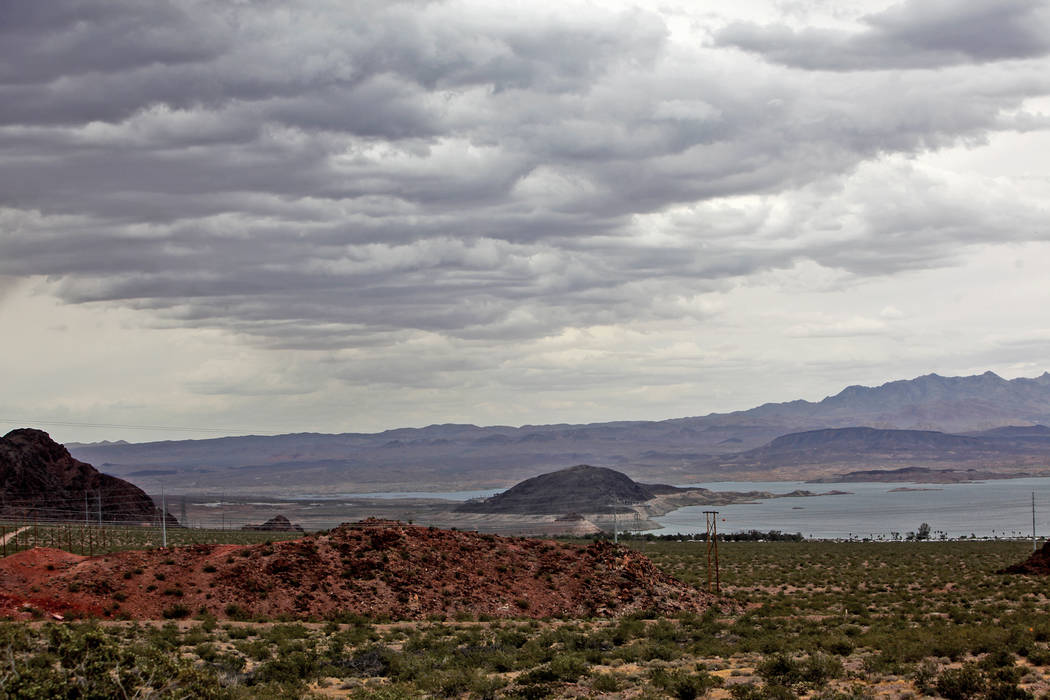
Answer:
[
  {"xmin": 717, "ymin": 0, "xmax": 1050, "ymax": 70},
  {"xmin": 1, "ymin": 0, "xmax": 1049, "ymax": 353}
]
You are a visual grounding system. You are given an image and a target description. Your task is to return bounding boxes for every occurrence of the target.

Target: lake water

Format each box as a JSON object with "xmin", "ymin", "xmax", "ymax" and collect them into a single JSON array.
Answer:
[
  {"xmin": 649, "ymin": 478, "xmax": 1050, "ymax": 540},
  {"xmin": 294, "ymin": 489, "xmax": 502, "ymax": 501},
  {"xmin": 300, "ymin": 478, "xmax": 1050, "ymax": 540}
]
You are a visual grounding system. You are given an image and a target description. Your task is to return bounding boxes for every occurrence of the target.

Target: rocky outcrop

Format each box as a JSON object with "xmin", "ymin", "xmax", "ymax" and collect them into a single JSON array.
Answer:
[
  {"xmin": 0, "ymin": 428, "xmax": 176, "ymax": 525},
  {"xmin": 241, "ymin": 514, "xmax": 304, "ymax": 532},
  {"xmin": 0, "ymin": 519, "xmax": 720, "ymax": 620},
  {"xmin": 456, "ymin": 465, "xmax": 671, "ymax": 515},
  {"xmin": 999, "ymin": 541, "xmax": 1050, "ymax": 575}
]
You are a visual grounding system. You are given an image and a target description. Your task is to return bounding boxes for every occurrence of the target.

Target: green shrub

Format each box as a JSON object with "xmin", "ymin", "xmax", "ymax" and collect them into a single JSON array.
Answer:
[
  {"xmin": 649, "ymin": 667, "xmax": 723, "ymax": 700},
  {"xmin": 592, "ymin": 671, "xmax": 620, "ymax": 693},
  {"xmin": 730, "ymin": 683, "xmax": 798, "ymax": 699},
  {"xmin": 935, "ymin": 663, "xmax": 986, "ymax": 700},
  {"xmin": 162, "ymin": 604, "xmax": 191, "ymax": 619}
]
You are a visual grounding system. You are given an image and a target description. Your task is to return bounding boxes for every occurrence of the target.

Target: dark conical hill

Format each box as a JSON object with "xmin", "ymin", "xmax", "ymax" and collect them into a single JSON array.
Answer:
[{"xmin": 456, "ymin": 464, "xmax": 666, "ymax": 514}]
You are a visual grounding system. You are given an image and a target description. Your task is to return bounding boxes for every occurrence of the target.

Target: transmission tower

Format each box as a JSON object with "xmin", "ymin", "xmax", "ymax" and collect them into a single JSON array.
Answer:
[{"xmin": 703, "ymin": 510, "xmax": 720, "ymax": 594}]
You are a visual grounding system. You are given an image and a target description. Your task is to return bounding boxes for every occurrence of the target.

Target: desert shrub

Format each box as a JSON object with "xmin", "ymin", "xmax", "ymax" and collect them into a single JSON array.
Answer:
[
  {"xmin": 225, "ymin": 624, "xmax": 252, "ymax": 640},
  {"xmin": 517, "ymin": 654, "xmax": 588, "ymax": 685},
  {"xmin": 235, "ymin": 639, "xmax": 273, "ymax": 662},
  {"xmin": 182, "ymin": 625, "xmax": 211, "ymax": 645},
  {"xmin": 985, "ymin": 682, "xmax": 1034, "ymax": 700},
  {"xmin": 758, "ymin": 653, "xmax": 841, "ymax": 692},
  {"xmin": 758, "ymin": 654, "xmax": 805, "ymax": 688},
  {"xmin": 649, "ymin": 667, "xmax": 723, "ymax": 700},
  {"xmin": 249, "ymin": 650, "xmax": 317, "ymax": 686},
  {"xmin": 617, "ymin": 639, "xmax": 682, "ymax": 663},
  {"xmin": 341, "ymin": 645, "xmax": 395, "ymax": 677},
  {"xmin": 730, "ymin": 682, "xmax": 798, "ymax": 699},
  {"xmin": 935, "ymin": 663, "xmax": 986, "ymax": 700},
  {"xmin": 912, "ymin": 660, "xmax": 939, "ymax": 695},
  {"xmin": 810, "ymin": 685, "xmax": 876, "ymax": 700},
  {"xmin": 611, "ymin": 617, "xmax": 647, "ymax": 645},
  {"xmin": 820, "ymin": 637, "xmax": 854, "ymax": 656},
  {"xmin": 548, "ymin": 653, "xmax": 589, "ymax": 682},
  {"xmin": 802, "ymin": 653, "xmax": 844, "ymax": 688},
  {"xmin": 262, "ymin": 623, "xmax": 310, "ymax": 643},
  {"xmin": 1025, "ymin": 647, "xmax": 1050, "ymax": 666},
  {"xmin": 195, "ymin": 642, "xmax": 219, "ymax": 662},
  {"xmin": 162, "ymin": 603, "xmax": 191, "ymax": 619},
  {"xmin": 417, "ymin": 666, "xmax": 502, "ymax": 698},
  {"xmin": 592, "ymin": 671, "xmax": 620, "ymax": 693},
  {"xmin": 508, "ymin": 682, "xmax": 556, "ymax": 699}
]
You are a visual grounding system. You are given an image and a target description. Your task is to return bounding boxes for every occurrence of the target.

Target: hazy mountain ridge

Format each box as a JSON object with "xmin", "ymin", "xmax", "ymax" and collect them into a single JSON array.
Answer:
[
  {"xmin": 713, "ymin": 426, "xmax": 1050, "ymax": 477},
  {"xmin": 733, "ymin": 371, "xmax": 1050, "ymax": 431},
  {"xmin": 66, "ymin": 371, "xmax": 1050, "ymax": 492}
]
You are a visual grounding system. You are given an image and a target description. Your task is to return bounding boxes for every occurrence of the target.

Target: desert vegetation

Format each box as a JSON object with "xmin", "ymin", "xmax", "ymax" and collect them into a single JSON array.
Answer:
[
  {"xmin": 0, "ymin": 520, "xmax": 304, "ymax": 556},
  {"xmin": 2, "ymin": 537, "xmax": 1049, "ymax": 698}
]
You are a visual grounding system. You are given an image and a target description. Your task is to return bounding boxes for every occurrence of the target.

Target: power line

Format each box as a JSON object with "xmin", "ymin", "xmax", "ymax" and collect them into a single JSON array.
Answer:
[{"xmin": 0, "ymin": 417, "xmax": 265, "ymax": 435}]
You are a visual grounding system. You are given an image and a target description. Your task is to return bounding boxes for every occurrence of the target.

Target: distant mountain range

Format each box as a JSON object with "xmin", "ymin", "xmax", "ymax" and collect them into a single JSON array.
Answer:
[{"xmin": 66, "ymin": 371, "xmax": 1050, "ymax": 493}]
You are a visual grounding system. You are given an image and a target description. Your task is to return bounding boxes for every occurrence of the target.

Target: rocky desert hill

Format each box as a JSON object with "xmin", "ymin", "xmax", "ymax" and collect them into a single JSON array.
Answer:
[
  {"xmin": 0, "ymin": 520, "xmax": 717, "ymax": 621},
  {"xmin": 66, "ymin": 371, "xmax": 1050, "ymax": 492},
  {"xmin": 456, "ymin": 464, "xmax": 678, "ymax": 515},
  {"xmin": 999, "ymin": 542, "xmax": 1050, "ymax": 575},
  {"xmin": 0, "ymin": 428, "xmax": 176, "ymax": 525}
]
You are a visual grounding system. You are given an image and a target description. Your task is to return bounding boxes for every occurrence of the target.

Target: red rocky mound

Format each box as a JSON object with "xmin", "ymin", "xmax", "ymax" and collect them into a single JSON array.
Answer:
[
  {"xmin": 999, "ymin": 541, "xmax": 1050, "ymax": 574},
  {"xmin": 0, "ymin": 520, "xmax": 716, "ymax": 621}
]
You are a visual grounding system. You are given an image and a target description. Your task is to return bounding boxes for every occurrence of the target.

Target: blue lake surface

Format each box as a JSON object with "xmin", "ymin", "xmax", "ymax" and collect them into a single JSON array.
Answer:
[
  {"xmin": 301, "ymin": 478, "xmax": 1050, "ymax": 540},
  {"xmin": 649, "ymin": 478, "xmax": 1050, "ymax": 540},
  {"xmin": 296, "ymin": 489, "xmax": 502, "ymax": 501}
]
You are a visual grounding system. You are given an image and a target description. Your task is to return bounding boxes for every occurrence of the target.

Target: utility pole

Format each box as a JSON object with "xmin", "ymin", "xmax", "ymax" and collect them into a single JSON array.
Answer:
[
  {"xmin": 703, "ymin": 511, "xmax": 720, "ymax": 594},
  {"xmin": 161, "ymin": 487, "xmax": 167, "ymax": 548},
  {"xmin": 97, "ymin": 490, "xmax": 102, "ymax": 526},
  {"xmin": 84, "ymin": 493, "xmax": 88, "ymax": 526},
  {"xmin": 1033, "ymin": 492, "xmax": 1037, "ymax": 552}
]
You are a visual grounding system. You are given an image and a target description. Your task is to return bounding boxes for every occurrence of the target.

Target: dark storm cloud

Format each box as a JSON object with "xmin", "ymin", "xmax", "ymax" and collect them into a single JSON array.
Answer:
[
  {"xmin": 1, "ymin": 1, "xmax": 1049, "ymax": 351},
  {"xmin": 0, "ymin": 2, "xmax": 225, "ymax": 85},
  {"xmin": 716, "ymin": 0, "xmax": 1050, "ymax": 71}
]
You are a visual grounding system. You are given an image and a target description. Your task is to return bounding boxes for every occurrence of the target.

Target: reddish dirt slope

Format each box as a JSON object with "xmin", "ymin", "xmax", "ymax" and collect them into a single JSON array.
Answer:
[
  {"xmin": 0, "ymin": 520, "xmax": 716, "ymax": 621},
  {"xmin": 999, "ymin": 541, "xmax": 1050, "ymax": 574}
]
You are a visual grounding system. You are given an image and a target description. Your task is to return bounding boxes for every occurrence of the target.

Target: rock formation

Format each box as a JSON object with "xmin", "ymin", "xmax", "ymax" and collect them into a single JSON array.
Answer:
[
  {"xmin": 455, "ymin": 464, "xmax": 678, "ymax": 515},
  {"xmin": 0, "ymin": 428, "xmax": 176, "ymax": 525},
  {"xmin": 999, "ymin": 541, "xmax": 1050, "ymax": 575},
  {"xmin": 241, "ymin": 514, "xmax": 304, "ymax": 532},
  {"xmin": 0, "ymin": 519, "xmax": 720, "ymax": 620}
]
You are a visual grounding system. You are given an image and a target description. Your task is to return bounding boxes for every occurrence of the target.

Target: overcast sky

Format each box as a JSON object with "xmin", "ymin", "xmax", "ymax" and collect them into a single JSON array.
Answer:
[{"xmin": 2, "ymin": 0, "xmax": 1050, "ymax": 444}]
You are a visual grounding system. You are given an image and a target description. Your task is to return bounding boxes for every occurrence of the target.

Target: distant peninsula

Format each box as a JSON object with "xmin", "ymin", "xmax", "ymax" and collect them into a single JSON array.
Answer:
[
  {"xmin": 453, "ymin": 464, "xmax": 848, "ymax": 533},
  {"xmin": 807, "ymin": 466, "xmax": 1048, "ymax": 484}
]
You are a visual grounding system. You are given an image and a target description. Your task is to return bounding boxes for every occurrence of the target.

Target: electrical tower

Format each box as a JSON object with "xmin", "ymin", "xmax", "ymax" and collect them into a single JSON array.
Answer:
[{"xmin": 703, "ymin": 510, "xmax": 720, "ymax": 594}]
